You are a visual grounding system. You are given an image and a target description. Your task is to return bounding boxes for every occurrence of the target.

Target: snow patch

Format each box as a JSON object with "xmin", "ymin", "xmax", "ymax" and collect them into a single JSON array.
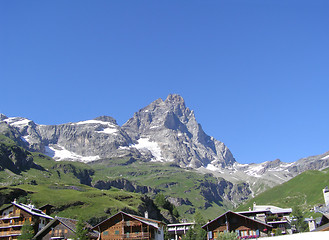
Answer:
[
  {"xmin": 321, "ymin": 154, "xmax": 329, "ymax": 160},
  {"xmin": 205, "ymin": 164, "xmax": 224, "ymax": 173},
  {"xmin": 132, "ymin": 138, "xmax": 164, "ymax": 162},
  {"xmin": 74, "ymin": 119, "xmax": 116, "ymax": 127},
  {"xmin": 96, "ymin": 127, "xmax": 117, "ymax": 135},
  {"xmin": 245, "ymin": 164, "xmax": 264, "ymax": 178},
  {"xmin": 4, "ymin": 117, "xmax": 31, "ymax": 127},
  {"xmin": 21, "ymin": 136, "xmax": 31, "ymax": 143},
  {"xmin": 45, "ymin": 145, "xmax": 100, "ymax": 163}
]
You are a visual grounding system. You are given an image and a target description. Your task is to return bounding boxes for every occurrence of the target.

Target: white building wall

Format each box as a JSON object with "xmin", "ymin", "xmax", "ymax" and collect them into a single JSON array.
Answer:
[{"xmin": 323, "ymin": 187, "xmax": 329, "ymax": 206}]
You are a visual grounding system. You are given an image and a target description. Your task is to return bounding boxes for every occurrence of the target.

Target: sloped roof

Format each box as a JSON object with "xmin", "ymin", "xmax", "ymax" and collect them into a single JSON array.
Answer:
[
  {"xmin": 92, "ymin": 211, "xmax": 163, "ymax": 230},
  {"xmin": 202, "ymin": 210, "xmax": 272, "ymax": 230},
  {"xmin": 313, "ymin": 222, "xmax": 329, "ymax": 232},
  {"xmin": 7, "ymin": 202, "xmax": 53, "ymax": 220},
  {"xmin": 33, "ymin": 216, "xmax": 99, "ymax": 239},
  {"xmin": 253, "ymin": 204, "xmax": 292, "ymax": 214}
]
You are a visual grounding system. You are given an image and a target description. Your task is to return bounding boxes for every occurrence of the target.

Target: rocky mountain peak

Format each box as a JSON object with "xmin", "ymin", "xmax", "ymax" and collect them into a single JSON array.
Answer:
[
  {"xmin": 165, "ymin": 94, "xmax": 186, "ymax": 107},
  {"xmin": 0, "ymin": 114, "xmax": 8, "ymax": 121}
]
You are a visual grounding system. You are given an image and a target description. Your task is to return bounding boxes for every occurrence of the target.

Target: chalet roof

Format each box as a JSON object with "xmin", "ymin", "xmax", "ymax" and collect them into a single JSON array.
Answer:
[
  {"xmin": 0, "ymin": 202, "xmax": 53, "ymax": 220},
  {"xmin": 33, "ymin": 217, "xmax": 99, "ymax": 239},
  {"xmin": 202, "ymin": 211, "xmax": 272, "ymax": 230},
  {"xmin": 167, "ymin": 222, "xmax": 195, "ymax": 227},
  {"xmin": 312, "ymin": 222, "xmax": 329, "ymax": 232},
  {"xmin": 92, "ymin": 211, "xmax": 163, "ymax": 230},
  {"xmin": 252, "ymin": 204, "xmax": 292, "ymax": 214}
]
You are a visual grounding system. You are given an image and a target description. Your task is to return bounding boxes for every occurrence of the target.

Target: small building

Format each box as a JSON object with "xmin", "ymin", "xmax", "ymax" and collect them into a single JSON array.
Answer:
[
  {"xmin": 167, "ymin": 222, "xmax": 194, "ymax": 240},
  {"xmin": 92, "ymin": 211, "xmax": 165, "ymax": 240},
  {"xmin": 237, "ymin": 203, "xmax": 293, "ymax": 234},
  {"xmin": 33, "ymin": 216, "xmax": 98, "ymax": 240},
  {"xmin": 202, "ymin": 211, "xmax": 272, "ymax": 239},
  {"xmin": 0, "ymin": 201, "xmax": 53, "ymax": 239}
]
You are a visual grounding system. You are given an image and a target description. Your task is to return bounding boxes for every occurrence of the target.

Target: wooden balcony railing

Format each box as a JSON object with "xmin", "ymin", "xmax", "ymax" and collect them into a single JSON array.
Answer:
[
  {"xmin": 0, "ymin": 221, "xmax": 24, "ymax": 228},
  {"xmin": 0, "ymin": 230, "xmax": 21, "ymax": 237},
  {"xmin": 102, "ymin": 232, "xmax": 150, "ymax": 239}
]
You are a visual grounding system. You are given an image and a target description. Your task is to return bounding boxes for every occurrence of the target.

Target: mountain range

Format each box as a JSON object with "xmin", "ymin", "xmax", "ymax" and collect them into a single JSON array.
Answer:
[{"xmin": 1, "ymin": 94, "xmax": 329, "ymax": 216}]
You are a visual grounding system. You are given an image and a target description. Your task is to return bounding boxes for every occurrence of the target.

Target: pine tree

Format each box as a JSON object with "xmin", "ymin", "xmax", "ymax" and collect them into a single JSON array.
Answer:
[
  {"xmin": 182, "ymin": 211, "xmax": 207, "ymax": 240},
  {"xmin": 18, "ymin": 220, "xmax": 34, "ymax": 240},
  {"xmin": 292, "ymin": 206, "xmax": 308, "ymax": 232},
  {"xmin": 73, "ymin": 218, "xmax": 89, "ymax": 240}
]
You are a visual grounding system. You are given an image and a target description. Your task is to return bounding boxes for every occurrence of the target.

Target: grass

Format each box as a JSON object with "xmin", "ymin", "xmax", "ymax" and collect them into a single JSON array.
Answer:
[
  {"xmin": 235, "ymin": 168, "xmax": 329, "ymax": 217},
  {"xmin": 91, "ymin": 160, "xmax": 233, "ymax": 220}
]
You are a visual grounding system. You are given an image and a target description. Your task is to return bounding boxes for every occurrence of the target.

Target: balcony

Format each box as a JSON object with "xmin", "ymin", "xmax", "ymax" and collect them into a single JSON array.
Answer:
[
  {"xmin": 102, "ymin": 232, "xmax": 150, "ymax": 239},
  {"xmin": 123, "ymin": 232, "xmax": 150, "ymax": 238},
  {"xmin": 0, "ymin": 230, "xmax": 21, "ymax": 238},
  {"xmin": 0, "ymin": 221, "xmax": 24, "ymax": 228}
]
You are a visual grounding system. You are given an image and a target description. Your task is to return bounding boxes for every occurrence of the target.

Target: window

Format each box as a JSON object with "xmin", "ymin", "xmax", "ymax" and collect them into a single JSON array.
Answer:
[
  {"xmin": 115, "ymin": 230, "xmax": 119, "ymax": 235},
  {"xmin": 240, "ymin": 230, "xmax": 248, "ymax": 237},
  {"xmin": 103, "ymin": 231, "xmax": 109, "ymax": 235}
]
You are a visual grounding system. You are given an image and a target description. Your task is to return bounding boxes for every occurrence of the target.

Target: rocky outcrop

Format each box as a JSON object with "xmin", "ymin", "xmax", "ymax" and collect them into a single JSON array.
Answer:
[
  {"xmin": 0, "ymin": 187, "xmax": 29, "ymax": 207},
  {"xmin": 0, "ymin": 141, "xmax": 43, "ymax": 174},
  {"xmin": 93, "ymin": 178, "xmax": 159, "ymax": 194},
  {"xmin": 52, "ymin": 163, "xmax": 95, "ymax": 186},
  {"xmin": 197, "ymin": 178, "xmax": 252, "ymax": 208}
]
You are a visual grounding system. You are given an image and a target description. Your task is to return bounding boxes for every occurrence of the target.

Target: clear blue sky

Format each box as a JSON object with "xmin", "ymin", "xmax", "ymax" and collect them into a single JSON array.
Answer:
[{"xmin": 1, "ymin": 1, "xmax": 328, "ymax": 164}]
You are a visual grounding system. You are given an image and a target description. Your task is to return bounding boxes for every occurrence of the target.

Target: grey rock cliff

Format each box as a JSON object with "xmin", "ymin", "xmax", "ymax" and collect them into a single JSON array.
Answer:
[{"xmin": 122, "ymin": 94, "xmax": 236, "ymax": 168}]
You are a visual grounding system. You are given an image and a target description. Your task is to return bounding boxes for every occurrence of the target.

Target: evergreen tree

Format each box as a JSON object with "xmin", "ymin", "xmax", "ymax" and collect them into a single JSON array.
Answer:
[
  {"xmin": 18, "ymin": 220, "xmax": 34, "ymax": 240},
  {"xmin": 291, "ymin": 206, "xmax": 308, "ymax": 232},
  {"xmin": 182, "ymin": 211, "xmax": 207, "ymax": 240},
  {"xmin": 73, "ymin": 218, "xmax": 89, "ymax": 240}
]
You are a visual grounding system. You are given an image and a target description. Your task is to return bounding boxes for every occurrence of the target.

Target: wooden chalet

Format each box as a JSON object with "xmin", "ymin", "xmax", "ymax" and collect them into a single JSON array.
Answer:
[
  {"xmin": 0, "ymin": 201, "xmax": 53, "ymax": 240},
  {"xmin": 33, "ymin": 216, "xmax": 98, "ymax": 240},
  {"xmin": 92, "ymin": 211, "xmax": 165, "ymax": 240},
  {"xmin": 237, "ymin": 203, "xmax": 293, "ymax": 234},
  {"xmin": 202, "ymin": 211, "xmax": 272, "ymax": 239}
]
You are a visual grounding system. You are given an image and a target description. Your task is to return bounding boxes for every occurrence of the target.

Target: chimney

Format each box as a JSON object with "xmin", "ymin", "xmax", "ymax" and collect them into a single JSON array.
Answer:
[{"xmin": 144, "ymin": 211, "xmax": 149, "ymax": 219}]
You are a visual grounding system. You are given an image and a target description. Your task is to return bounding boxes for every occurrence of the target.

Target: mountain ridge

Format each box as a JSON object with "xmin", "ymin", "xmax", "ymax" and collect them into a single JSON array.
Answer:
[{"xmin": 1, "ymin": 94, "xmax": 329, "ymax": 196}]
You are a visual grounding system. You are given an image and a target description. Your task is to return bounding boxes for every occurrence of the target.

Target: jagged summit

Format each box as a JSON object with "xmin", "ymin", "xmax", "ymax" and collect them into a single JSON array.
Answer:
[
  {"xmin": 0, "ymin": 114, "xmax": 7, "ymax": 121},
  {"xmin": 122, "ymin": 94, "xmax": 235, "ymax": 168}
]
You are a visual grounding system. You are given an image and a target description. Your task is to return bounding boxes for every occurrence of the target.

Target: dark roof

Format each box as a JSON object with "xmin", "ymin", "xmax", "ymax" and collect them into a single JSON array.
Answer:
[
  {"xmin": 202, "ymin": 211, "xmax": 272, "ymax": 230},
  {"xmin": 0, "ymin": 202, "xmax": 53, "ymax": 220},
  {"xmin": 92, "ymin": 211, "xmax": 163, "ymax": 230},
  {"xmin": 313, "ymin": 222, "xmax": 329, "ymax": 232},
  {"xmin": 33, "ymin": 217, "xmax": 99, "ymax": 239}
]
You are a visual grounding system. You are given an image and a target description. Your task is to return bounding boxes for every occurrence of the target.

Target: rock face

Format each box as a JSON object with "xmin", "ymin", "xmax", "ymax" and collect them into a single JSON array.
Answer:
[
  {"xmin": 122, "ymin": 94, "xmax": 235, "ymax": 168},
  {"xmin": 0, "ymin": 141, "xmax": 42, "ymax": 174},
  {"xmin": 93, "ymin": 178, "xmax": 159, "ymax": 195}
]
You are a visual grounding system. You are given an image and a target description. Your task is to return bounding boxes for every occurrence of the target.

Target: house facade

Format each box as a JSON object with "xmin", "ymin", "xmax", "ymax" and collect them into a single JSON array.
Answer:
[
  {"xmin": 202, "ymin": 211, "xmax": 272, "ymax": 239},
  {"xmin": 92, "ymin": 211, "xmax": 165, "ymax": 240},
  {"xmin": 167, "ymin": 222, "xmax": 194, "ymax": 240},
  {"xmin": 33, "ymin": 216, "xmax": 98, "ymax": 240},
  {"xmin": 237, "ymin": 203, "xmax": 293, "ymax": 234},
  {"xmin": 0, "ymin": 201, "xmax": 53, "ymax": 240}
]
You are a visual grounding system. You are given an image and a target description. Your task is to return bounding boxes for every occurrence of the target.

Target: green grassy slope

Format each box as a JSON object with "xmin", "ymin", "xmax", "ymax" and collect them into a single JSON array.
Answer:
[
  {"xmin": 90, "ymin": 159, "xmax": 234, "ymax": 220},
  {"xmin": 0, "ymin": 135, "xmax": 151, "ymax": 223},
  {"xmin": 235, "ymin": 168, "xmax": 329, "ymax": 215}
]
